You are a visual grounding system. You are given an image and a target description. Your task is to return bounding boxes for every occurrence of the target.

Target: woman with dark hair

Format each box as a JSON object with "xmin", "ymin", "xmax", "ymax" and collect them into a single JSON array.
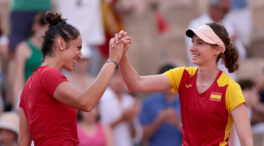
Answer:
[
  {"xmin": 18, "ymin": 11, "xmax": 129, "ymax": 145},
  {"xmin": 113, "ymin": 23, "xmax": 253, "ymax": 145}
]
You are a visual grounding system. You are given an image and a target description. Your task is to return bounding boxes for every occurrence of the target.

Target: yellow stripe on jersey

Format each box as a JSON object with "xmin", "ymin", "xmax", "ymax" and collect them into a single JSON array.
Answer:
[
  {"xmin": 219, "ymin": 115, "xmax": 233, "ymax": 146},
  {"xmin": 216, "ymin": 72, "xmax": 246, "ymax": 113},
  {"xmin": 165, "ymin": 66, "xmax": 197, "ymax": 93}
]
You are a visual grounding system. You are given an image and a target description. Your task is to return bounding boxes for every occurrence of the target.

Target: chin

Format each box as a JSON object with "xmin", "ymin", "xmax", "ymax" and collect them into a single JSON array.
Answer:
[
  {"xmin": 191, "ymin": 60, "xmax": 199, "ymax": 65},
  {"xmin": 64, "ymin": 65, "xmax": 74, "ymax": 72}
]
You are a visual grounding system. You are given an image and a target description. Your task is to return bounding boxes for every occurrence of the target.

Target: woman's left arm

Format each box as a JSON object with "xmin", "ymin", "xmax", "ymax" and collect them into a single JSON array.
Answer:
[{"xmin": 231, "ymin": 104, "xmax": 253, "ymax": 146}]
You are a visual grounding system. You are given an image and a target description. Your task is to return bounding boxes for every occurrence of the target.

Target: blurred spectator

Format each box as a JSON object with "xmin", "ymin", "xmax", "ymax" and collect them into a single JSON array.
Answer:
[
  {"xmin": 9, "ymin": 0, "xmax": 52, "ymax": 52},
  {"xmin": 0, "ymin": 112, "xmax": 19, "ymax": 146},
  {"xmin": 77, "ymin": 106, "xmax": 113, "ymax": 146},
  {"xmin": 230, "ymin": 79, "xmax": 259, "ymax": 146},
  {"xmin": 99, "ymin": 70, "xmax": 142, "ymax": 146},
  {"xmin": 66, "ymin": 43, "xmax": 94, "ymax": 90},
  {"xmin": 185, "ymin": 0, "xmax": 246, "ymax": 81},
  {"xmin": 99, "ymin": 0, "xmax": 124, "ymax": 58},
  {"xmin": 0, "ymin": 20, "xmax": 8, "ymax": 111},
  {"xmin": 150, "ymin": 0, "xmax": 170, "ymax": 35},
  {"xmin": 13, "ymin": 12, "xmax": 48, "ymax": 109},
  {"xmin": 58, "ymin": 0, "xmax": 105, "ymax": 76},
  {"xmin": 251, "ymin": 69, "xmax": 264, "ymax": 126},
  {"xmin": 226, "ymin": 0, "xmax": 252, "ymax": 47},
  {"xmin": 254, "ymin": 68, "xmax": 264, "ymax": 103},
  {"xmin": 139, "ymin": 64, "xmax": 182, "ymax": 146},
  {"xmin": 0, "ymin": 20, "xmax": 8, "ymax": 72}
]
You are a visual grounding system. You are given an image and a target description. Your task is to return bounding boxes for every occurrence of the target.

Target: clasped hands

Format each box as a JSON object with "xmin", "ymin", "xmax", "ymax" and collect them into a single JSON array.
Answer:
[{"xmin": 108, "ymin": 30, "xmax": 131, "ymax": 64}]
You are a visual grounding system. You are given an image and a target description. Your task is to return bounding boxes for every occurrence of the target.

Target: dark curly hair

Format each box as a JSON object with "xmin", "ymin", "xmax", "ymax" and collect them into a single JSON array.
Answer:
[
  {"xmin": 42, "ymin": 11, "xmax": 80, "ymax": 59},
  {"xmin": 207, "ymin": 23, "xmax": 239, "ymax": 73}
]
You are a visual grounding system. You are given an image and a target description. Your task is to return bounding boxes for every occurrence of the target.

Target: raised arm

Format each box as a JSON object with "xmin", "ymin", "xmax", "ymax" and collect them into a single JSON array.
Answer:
[
  {"xmin": 231, "ymin": 104, "xmax": 253, "ymax": 146},
  {"xmin": 119, "ymin": 55, "xmax": 171, "ymax": 93},
  {"xmin": 53, "ymin": 36, "xmax": 125, "ymax": 112}
]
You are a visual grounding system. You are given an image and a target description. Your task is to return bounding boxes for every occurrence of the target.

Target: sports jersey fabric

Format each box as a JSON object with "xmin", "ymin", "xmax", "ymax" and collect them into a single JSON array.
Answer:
[{"xmin": 19, "ymin": 66, "xmax": 78, "ymax": 145}]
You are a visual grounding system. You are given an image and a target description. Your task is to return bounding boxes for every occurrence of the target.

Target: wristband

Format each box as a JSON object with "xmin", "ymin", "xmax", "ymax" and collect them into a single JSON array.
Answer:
[{"xmin": 107, "ymin": 59, "xmax": 119, "ymax": 68}]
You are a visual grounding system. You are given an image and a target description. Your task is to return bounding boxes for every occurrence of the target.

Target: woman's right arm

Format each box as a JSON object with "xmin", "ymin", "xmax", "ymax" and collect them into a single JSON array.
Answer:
[
  {"xmin": 119, "ymin": 55, "xmax": 171, "ymax": 92},
  {"xmin": 53, "ymin": 39, "xmax": 124, "ymax": 112},
  {"xmin": 19, "ymin": 108, "xmax": 32, "ymax": 146},
  {"xmin": 53, "ymin": 62, "xmax": 118, "ymax": 112}
]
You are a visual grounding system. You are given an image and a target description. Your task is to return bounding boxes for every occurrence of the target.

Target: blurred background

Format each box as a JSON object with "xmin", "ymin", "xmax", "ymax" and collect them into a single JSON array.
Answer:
[{"xmin": 0, "ymin": 0, "xmax": 263, "ymax": 146}]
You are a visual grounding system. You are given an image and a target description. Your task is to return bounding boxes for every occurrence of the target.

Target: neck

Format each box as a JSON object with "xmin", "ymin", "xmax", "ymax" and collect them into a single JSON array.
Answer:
[
  {"xmin": 42, "ymin": 56, "xmax": 64, "ymax": 71},
  {"xmin": 197, "ymin": 64, "xmax": 219, "ymax": 81}
]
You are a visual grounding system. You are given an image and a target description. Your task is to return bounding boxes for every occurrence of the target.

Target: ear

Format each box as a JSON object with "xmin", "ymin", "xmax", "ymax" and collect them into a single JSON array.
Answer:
[
  {"xmin": 56, "ymin": 37, "xmax": 67, "ymax": 51},
  {"xmin": 214, "ymin": 46, "xmax": 223, "ymax": 56}
]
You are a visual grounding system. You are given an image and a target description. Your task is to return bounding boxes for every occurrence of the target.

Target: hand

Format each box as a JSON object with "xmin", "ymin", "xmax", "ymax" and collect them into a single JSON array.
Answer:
[
  {"xmin": 109, "ymin": 30, "xmax": 131, "ymax": 62},
  {"xmin": 122, "ymin": 106, "xmax": 138, "ymax": 122},
  {"xmin": 109, "ymin": 33, "xmax": 124, "ymax": 63},
  {"xmin": 158, "ymin": 108, "xmax": 181, "ymax": 128},
  {"xmin": 166, "ymin": 108, "xmax": 181, "ymax": 129}
]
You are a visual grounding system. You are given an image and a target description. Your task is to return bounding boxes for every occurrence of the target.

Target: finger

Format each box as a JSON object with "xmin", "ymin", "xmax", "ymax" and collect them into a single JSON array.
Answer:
[
  {"xmin": 109, "ymin": 38, "xmax": 115, "ymax": 48},
  {"xmin": 119, "ymin": 30, "xmax": 127, "ymax": 38},
  {"xmin": 123, "ymin": 36, "xmax": 131, "ymax": 41},
  {"xmin": 114, "ymin": 34, "xmax": 119, "ymax": 44}
]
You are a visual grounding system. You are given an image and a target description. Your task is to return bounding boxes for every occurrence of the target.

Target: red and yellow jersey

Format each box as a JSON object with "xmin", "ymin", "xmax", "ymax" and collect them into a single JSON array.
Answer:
[{"xmin": 165, "ymin": 66, "xmax": 245, "ymax": 146}]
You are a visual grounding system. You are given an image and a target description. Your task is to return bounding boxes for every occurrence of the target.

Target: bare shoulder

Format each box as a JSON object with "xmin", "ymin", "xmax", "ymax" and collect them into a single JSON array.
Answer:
[{"xmin": 15, "ymin": 41, "xmax": 30, "ymax": 58}]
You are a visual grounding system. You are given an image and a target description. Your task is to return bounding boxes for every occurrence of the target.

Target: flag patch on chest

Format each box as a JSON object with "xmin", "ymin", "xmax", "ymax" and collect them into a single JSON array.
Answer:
[{"xmin": 210, "ymin": 92, "xmax": 222, "ymax": 101}]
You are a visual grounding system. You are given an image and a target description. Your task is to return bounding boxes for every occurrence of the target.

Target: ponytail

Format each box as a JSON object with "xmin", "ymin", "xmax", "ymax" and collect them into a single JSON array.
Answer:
[
  {"xmin": 207, "ymin": 23, "xmax": 239, "ymax": 73},
  {"xmin": 222, "ymin": 43, "xmax": 239, "ymax": 73}
]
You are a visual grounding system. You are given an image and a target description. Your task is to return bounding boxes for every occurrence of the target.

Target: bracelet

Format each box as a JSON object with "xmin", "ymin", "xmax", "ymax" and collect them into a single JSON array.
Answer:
[{"xmin": 106, "ymin": 59, "xmax": 119, "ymax": 68}]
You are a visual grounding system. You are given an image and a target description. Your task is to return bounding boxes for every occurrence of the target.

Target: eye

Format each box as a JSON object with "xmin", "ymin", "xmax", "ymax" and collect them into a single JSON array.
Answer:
[
  {"xmin": 198, "ymin": 41, "xmax": 203, "ymax": 45},
  {"xmin": 77, "ymin": 45, "xmax": 82, "ymax": 50}
]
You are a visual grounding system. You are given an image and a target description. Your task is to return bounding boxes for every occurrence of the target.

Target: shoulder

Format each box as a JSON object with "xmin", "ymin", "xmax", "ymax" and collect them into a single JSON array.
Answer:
[
  {"xmin": 15, "ymin": 41, "xmax": 30, "ymax": 56},
  {"xmin": 217, "ymin": 72, "xmax": 240, "ymax": 89},
  {"xmin": 166, "ymin": 66, "xmax": 197, "ymax": 77},
  {"xmin": 42, "ymin": 66, "xmax": 62, "ymax": 75},
  {"xmin": 40, "ymin": 66, "xmax": 67, "ymax": 81}
]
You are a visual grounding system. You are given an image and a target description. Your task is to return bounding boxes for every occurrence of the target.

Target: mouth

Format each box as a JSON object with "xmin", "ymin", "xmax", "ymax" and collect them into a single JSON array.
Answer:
[
  {"xmin": 73, "ymin": 59, "xmax": 78, "ymax": 66},
  {"xmin": 191, "ymin": 53, "xmax": 200, "ymax": 59}
]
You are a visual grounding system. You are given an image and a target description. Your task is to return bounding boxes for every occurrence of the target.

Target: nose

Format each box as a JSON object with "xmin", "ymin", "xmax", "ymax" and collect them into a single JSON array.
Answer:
[
  {"xmin": 77, "ymin": 51, "xmax": 83, "ymax": 61},
  {"xmin": 190, "ymin": 43, "xmax": 196, "ymax": 52}
]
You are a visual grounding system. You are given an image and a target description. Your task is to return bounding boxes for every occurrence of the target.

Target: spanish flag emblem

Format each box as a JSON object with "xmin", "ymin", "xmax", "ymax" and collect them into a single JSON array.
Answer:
[{"xmin": 210, "ymin": 92, "xmax": 222, "ymax": 101}]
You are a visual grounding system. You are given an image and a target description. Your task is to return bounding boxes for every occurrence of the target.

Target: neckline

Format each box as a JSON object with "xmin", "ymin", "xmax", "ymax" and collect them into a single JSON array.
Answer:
[{"xmin": 194, "ymin": 69, "xmax": 222, "ymax": 95}]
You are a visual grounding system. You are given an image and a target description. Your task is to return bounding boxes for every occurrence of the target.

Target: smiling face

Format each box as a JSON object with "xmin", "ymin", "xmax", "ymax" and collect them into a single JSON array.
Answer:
[
  {"xmin": 190, "ymin": 35, "xmax": 220, "ymax": 66},
  {"xmin": 61, "ymin": 36, "xmax": 82, "ymax": 71}
]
